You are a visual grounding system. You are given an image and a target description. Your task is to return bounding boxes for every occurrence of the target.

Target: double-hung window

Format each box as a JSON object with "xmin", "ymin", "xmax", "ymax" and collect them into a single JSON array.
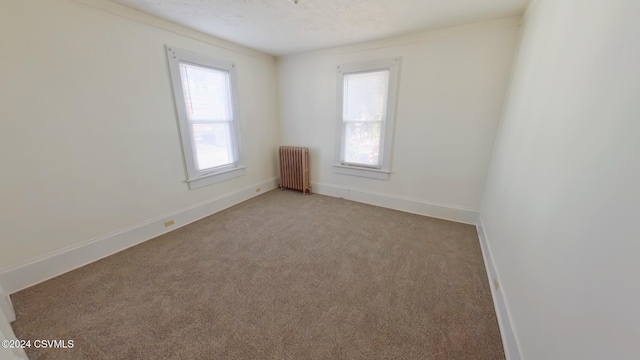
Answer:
[
  {"xmin": 334, "ymin": 58, "xmax": 401, "ymax": 180},
  {"xmin": 166, "ymin": 46, "xmax": 244, "ymax": 189}
]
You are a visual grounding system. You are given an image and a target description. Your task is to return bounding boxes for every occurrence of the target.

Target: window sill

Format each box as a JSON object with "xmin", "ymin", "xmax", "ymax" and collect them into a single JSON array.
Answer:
[
  {"xmin": 333, "ymin": 164, "xmax": 390, "ymax": 180},
  {"xmin": 187, "ymin": 166, "xmax": 246, "ymax": 190}
]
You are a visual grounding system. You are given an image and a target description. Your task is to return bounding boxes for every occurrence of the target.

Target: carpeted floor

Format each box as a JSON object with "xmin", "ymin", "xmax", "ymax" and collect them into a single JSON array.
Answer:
[{"xmin": 11, "ymin": 190, "xmax": 504, "ymax": 359}]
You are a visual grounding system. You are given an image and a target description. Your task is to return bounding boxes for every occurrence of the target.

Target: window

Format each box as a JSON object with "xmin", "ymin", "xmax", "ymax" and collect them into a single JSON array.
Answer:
[
  {"xmin": 166, "ymin": 46, "xmax": 244, "ymax": 189},
  {"xmin": 334, "ymin": 58, "xmax": 401, "ymax": 180}
]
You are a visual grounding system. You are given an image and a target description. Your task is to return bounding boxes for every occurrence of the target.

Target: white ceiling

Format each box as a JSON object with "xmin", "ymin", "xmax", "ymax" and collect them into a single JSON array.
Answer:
[{"xmin": 111, "ymin": 0, "xmax": 529, "ymax": 56}]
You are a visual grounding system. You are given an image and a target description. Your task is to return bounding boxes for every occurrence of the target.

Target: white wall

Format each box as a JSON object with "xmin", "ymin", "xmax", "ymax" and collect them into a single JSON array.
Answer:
[
  {"xmin": 277, "ymin": 18, "xmax": 520, "ymax": 220},
  {"xmin": 480, "ymin": 0, "xmax": 640, "ymax": 359},
  {"xmin": 0, "ymin": 0, "xmax": 279, "ymax": 271}
]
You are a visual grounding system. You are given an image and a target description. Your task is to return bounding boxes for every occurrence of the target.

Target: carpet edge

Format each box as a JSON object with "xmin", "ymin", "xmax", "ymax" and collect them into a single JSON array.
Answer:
[
  {"xmin": 0, "ymin": 178, "xmax": 279, "ymax": 295},
  {"xmin": 476, "ymin": 218, "xmax": 524, "ymax": 360},
  {"xmin": 312, "ymin": 182, "xmax": 479, "ymax": 225},
  {"xmin": 0, "ymin": 285, "xmax": 27, "ymax": 359}
]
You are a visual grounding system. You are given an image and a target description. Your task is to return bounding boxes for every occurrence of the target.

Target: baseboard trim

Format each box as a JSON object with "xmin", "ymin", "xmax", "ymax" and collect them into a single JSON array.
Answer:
[
  {"xmin": 0, "ymin": 285, "xmax": 26, "ymax": 359},
  {"xmin": 0, "ymin": 178, "xmax": 278, "ymax": 296},
  {"xmin": 476, "ymin": 218, "xmax": 523, "ymax": 360},
  {"xmin": 312, "ymin": 182, "xmax": 479, "ymax": 225},
  {"xmin": 0, "ymin": 293, "xmax": 15, "ymax": 323}
]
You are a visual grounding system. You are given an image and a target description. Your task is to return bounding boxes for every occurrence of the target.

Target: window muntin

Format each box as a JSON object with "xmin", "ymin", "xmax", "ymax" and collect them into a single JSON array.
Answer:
[
  {"xmin": 166, "ymin": 46, "xmax": 244, "ymax": 189},
  {"xmin": 178, "ymin": 63, "xmax": 237, "ymax": 172},
  {"xmin": 335, "ymin": 58, "xmax": 401, "ymax": 180},
  {"xmin": 341, "ymin": 69, "xmax": 390, "ymax": 168}
]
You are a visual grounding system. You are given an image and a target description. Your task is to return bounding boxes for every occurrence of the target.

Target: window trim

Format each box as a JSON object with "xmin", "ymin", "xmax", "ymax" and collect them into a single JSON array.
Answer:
[
  {"xmin": 334, "ymin": 57, "xmax": 401, "ymax": 180},
  {"xmin": 166, "ymin": 45, "xmax": 245, "ymax": 190}
]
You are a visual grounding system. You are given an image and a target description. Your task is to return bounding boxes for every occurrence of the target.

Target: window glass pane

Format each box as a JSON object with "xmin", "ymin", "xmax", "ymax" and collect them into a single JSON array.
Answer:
[
  {"xmin": 343, "ymin": 70, "xmax": 389, "ymax": 122},
  {"xmin": 343, "ymin": 122, "xmax": 381, "ymax": 166},
  {"xmin": 179, "ymin": 63, "xmax": 233, "ymax": 122},
  {"xmin": 192, "ymin": 123, "xmax": 234, "ymax": 170}
]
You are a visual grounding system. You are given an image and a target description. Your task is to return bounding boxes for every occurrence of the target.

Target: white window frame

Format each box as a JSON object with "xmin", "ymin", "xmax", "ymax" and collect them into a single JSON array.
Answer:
[
  {"xmin": 334, "ymin": 57, "xmax": 401, "ymax": 180},
  {"xmin": 166, "ymin": 45, "xmax": 245, "ymax": 190}
]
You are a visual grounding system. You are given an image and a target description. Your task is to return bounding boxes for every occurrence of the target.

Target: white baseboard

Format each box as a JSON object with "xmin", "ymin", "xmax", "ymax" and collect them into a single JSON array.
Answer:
[
  {"xmin": 0, "ymin": 285, "xmax": 26, "ymax": 359},
  {"xmin": 0, "ymin": 313, "xmax": 28, "ymax": 359},
  {"xmin": 476, "ymin": 218, "xmax": 523, "ymax": 360},
  {"xmin": 311, "ymin": 182, "xmax": 479, "ymax": 225},
  {"xmin": 0, "ymin": 293, "xmax": 15, "ymax": 323},
  {"xmin": 0, "ymin": 178, "xmax": 278, "ymax": 296}
]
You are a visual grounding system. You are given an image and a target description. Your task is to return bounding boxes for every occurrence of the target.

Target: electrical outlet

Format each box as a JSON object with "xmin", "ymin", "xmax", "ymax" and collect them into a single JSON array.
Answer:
[
  {"xmin": 256, "ymin": 188, "xmax": 261, "ymax": 192},
  {"xmin": 164, "ymin": 220, "xmax": 175, "ymax": 227},
  {"xmin": 493, "ymin": 277, "xmax": 500, "ymax": 290}
]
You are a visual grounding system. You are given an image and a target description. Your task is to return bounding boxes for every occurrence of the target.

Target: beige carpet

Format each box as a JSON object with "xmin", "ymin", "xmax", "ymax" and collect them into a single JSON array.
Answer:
[{"xmin": 11, "ymin": 190, "xmax": 504, "ymax": 359}]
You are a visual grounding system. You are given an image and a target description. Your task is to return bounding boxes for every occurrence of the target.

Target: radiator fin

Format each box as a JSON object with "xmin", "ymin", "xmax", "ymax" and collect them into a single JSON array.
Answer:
[{"xmin": 279, "ymin": 146, "xmax": 310, "ymax": 194}]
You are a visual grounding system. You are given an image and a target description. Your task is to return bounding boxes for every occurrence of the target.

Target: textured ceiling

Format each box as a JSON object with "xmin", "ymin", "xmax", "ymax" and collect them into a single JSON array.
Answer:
[{"xmin": 110, "ymin": 0, "xmax": 529, "ymax": 56}]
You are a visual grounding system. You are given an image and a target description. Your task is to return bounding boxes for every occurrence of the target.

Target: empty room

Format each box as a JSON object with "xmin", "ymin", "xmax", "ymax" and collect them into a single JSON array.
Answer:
[{"xmin": 1, "ymin": 0, "xmax": 638, "ymax": 359}]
